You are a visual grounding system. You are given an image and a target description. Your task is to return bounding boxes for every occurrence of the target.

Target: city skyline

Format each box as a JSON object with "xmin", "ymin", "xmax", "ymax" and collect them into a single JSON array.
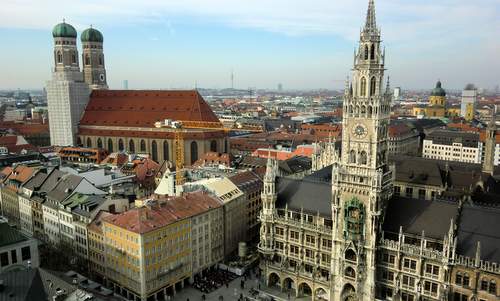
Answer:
[{"xmin": 0, "ymin": 0, "xmax": 499, "ymax": 90}]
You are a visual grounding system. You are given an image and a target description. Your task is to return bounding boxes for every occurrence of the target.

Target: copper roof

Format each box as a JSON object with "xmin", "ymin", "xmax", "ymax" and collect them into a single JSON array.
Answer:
[
  {"xmin": 80, "ymin": 90, "xmax": 219, "ymax": 128},
  {"xmin": 103, "ymin": 191, "xmax": 222, "ymax": 234}
]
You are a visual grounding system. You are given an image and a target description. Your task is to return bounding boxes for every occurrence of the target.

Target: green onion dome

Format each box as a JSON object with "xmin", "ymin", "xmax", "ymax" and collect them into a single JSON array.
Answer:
[
  {"xmin": 81, "ymin": 27, "xmax": 103, "ymax": 43},
  {"xmin": 431, "ymin": 81, "xmax": 446, "ymax": 97},
  {"xmin": 52, "ymin": 22, "xmax": 77, "ymax": 38}
]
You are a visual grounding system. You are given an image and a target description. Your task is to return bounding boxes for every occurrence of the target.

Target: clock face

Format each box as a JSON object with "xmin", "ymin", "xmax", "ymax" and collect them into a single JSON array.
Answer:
[{"xmin": 353, "ymin": 124, "xmax": 367, "ymax": 138}]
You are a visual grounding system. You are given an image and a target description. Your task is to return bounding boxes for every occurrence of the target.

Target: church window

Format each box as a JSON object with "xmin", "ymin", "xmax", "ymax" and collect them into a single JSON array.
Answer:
[
  {"xmin": 364, "ymin": 45, "xmax": 369, "ymax": 60},
  {"xmin": 349, "ymin": 105, "xmax": 353, "ymax": 114},
  {"xmin": 370, "ymin": 76, "xmax": 377, "ymax": 96},
  {"xmin": 361, "ymin": 105, "xmax": 366, "ymax": 115},
  {"xmin": 151, "ymin": 140, "xmax": 158, "ymax": 162},
  {"xmin": 85, "ymin": 54, "xmax": 90, "ymax": 66},
  {"xmin": 86, "ymin": 138, "xmax": 92, "ymax": 148},
  {"xmin": 349, "ymin": 150, "xmax": 356, "ymax": 163},
  {"xmin": 129, "ymin": 140, "xmax": 135, "ymax": 153},
  {"xmin": 107, "ymin": 138, "xmax": 114, "ymax": 152},
  {"xmin": 72, "ymin": 52, "xmax": 76, "ymax": 64},
  {"xmin": 140, "ymin": 140, "xmax": 146, "ymax": 152},
  {"xmin": 190, "ymin": 141, "xmax": 198, "ymax": 164},
  {"xmin": 97, "ymin": 138, "xmax": 103, "ymax": 148},
  {"xmin": 118, "ymin": 139, "xmax": 124, "ymax": 152},
  {"xmin": 56, "ymin": 51, "xmax": 62, "ymax": 63},
  {"xmin": 163, "ymin": 141, "xmax": 169, "ymax": 161},
  {"xmin": 210, "ymin": 140, "xmax": 217, "ymax": 152},
  {"xmin": 359, "ymin": 151, "xmax": 367, "ymax": 165},
  {"xmin": 368, "ymin": 106, "xmax": 372, "ymax": 117},
  {"xmin": 360, "ymin": 77, "xmax": 367, "ymax": 96},
  {"xmin": 99, "ymin": 55, "xmax": 103, "ymax": 66},
  {"xmin": 370, "ymin": 44, "xmax": 375, "ymax": 60}
]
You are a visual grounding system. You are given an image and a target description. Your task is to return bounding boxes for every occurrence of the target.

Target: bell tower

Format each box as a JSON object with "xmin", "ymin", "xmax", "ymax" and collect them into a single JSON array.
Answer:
[
  {"xmin": 81, "ymin": 26, "xmax": 108, "ymax": 89},
  {"xmin": 46, "ymin": 20, "xmax": 90, "ymax": 146},
  {"xmin": 330, "ymin": 1, "xmax": 393, "ymax": 300}
]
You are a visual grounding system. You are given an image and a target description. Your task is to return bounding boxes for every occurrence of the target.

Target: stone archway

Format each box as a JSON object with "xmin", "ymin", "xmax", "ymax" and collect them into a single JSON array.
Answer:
[
  {"xmin": 315, "ymin": 287, "xmax": 329, "ymax": 301},
  {"xmin": 341, "ymin": 283, "xmax": 357, "ymax": 301},
  {"xmin": 282, "ymin": 277, "xmax": 296, "ymax": 295},
  {"xmin": 298, "ymin": 282, "xmax": 312, "ymax": 297},
  {"xmin": 268, "ymin": 272, "xmax": 280, "ymax": 288}
]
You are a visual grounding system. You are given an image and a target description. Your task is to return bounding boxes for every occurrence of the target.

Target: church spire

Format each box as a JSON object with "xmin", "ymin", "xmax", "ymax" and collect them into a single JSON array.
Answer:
[{"xmin": 364, "ymin": 0, "xmax": 377, "ymax": 32}]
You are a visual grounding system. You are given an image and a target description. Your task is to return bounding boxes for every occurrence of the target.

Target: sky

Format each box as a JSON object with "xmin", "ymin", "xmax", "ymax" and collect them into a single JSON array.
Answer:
[{"xmin": 0, "ymin": 0, "xmax": 499, "ymax": 91}]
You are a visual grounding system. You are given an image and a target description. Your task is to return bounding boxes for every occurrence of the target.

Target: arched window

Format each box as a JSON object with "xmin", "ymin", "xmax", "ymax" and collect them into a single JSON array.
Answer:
[
  {"xmin": 370, "ymin": 77, "xmax": 377, "ymax": 96},
  {"xmin": 190, "ymin": 141, "xmax": 198, "ymax": 164},
  {"xmin": 72, "ymin": 53, "xmax": 76, "ymax": 64},
  {"xmin": 360, "ymin": 77, "xmax": 367, "ymax": 96},
  {"xmin": 370, "ymin": 44, "xmax": 375, "ymax": 60},
  {"xmin": 107, "ymin": 138, "xmax": 114, "ymax": 152},
  {"xmin": 349, "ymin": 105, "xmax": 353, "ymax": 114},
  {"xmin": 57, "ymin": 51, "xmax": 62, "ymax": 63},
  {"xmin": 118, "ymin": 139, "xmax": 124, "ymax": 152},
  {"xmin": 129, "ymin": 140, "xmax": 135, "ymax": 153},
  {"xmin": 76, "ymin": 137, "xmax": 82, "ymax": 146},
  {"xmin": 97, "ymin": 138, "xmax": 103, "ymax": 149},
  {"xmin": 345, "ymin": 249, "xmax": 357, "ymax": 261},
  {"xmin": 359, "ymin": 151, "xmax": 367, "ymax": 165},
  {"xmin": 345, "ymin": 267, "xmax": 356, "ymax": 278},
  {"xmin": 361, "ymin": 105, "xmax": 366, "ymax": 115},
  {"xmin": 85, "ymin": 54, "xmax": 90, "ymax": 66},
  {"xmin": 349, "ymin": 150, "xmax": 356, "ymax": 163},
  {"xmin": 489, "ymin": 280, "xmax": 496, "ymax": 294},
  {"xmin": 364, "ymin": 45, "xmax": 369, "ymax": 60},
  {"xmin": 86, "ymin": 138, "xmax": 92, "ymax": 148},
  {"xmin": 163, "ymin": 141, "xmax": 169, "ymax": 161},
  {"xmin": 463, "ymin": 273, "xmax": 470, "ymax": 286},
  {"xmin": 99, "ymin": 55, "xmax": 103, "ymax": 66},
  {"xmin": 210, "ymin": 140, "xmax": 217, "ymax": 152},
  {"xmin": 368, "ymin": 106, "xmax": 373, "ymax": 117},
  {"xmin": 151, "ymin": 140, "xmax": 158, "ymax": 162},
  {"xmin": 140, "ymin": 140, "xmax": 146, "ymax": 152}
]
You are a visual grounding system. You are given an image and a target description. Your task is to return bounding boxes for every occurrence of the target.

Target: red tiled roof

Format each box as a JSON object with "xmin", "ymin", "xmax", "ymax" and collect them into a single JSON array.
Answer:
[
  {"xmin": 78, "ymin": 128, "xmax": 225, "ymax": 139},
  {"xmin": 389, "ymin": 123, "xmax": 413, "ymax": 137},
  {"xmin": 193, "ymin": 152, "xmax": 233, "ymax": 167},
  {"xmin": 103, "ymin": 191, "xmax": 222, "ymax": 234},
  {"xmin": 80, "ymin": 90, "xmax": 219, "ymax": 128},
  {"xmin": 479, "ymin": 131, "xmax": 500, "ymax": 143},
  {"xmin": 0, "ymin": 135, "xmax": 36, "ymax": 153}
]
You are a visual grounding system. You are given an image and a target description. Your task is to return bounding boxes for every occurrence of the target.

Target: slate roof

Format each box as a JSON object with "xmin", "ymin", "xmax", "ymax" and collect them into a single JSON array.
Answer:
[
  {"xmin": 383, "ymin": 197, "xmax": 459, "ymax": 240},
  {"xmin": 46, "ymin": 174, "xmax": 83, "ymax": 203},
  {"xmin": 21, "ymin": 170, "xmax": 49, "ymax": 191},
  {"xmin": 276, "ymin": 177, "xmax": 331, "ymax": 218},
  {"xmin": 0, "ymin": 268, "xmax": 47, "ymax": 301},
  {"xmin": 426, "ymin": 130, "xmax": 479, "ymax": 147},
  {"xmin": 0, "ymin": 223, "xmax": 27, "ymax": 248},
  {"xmin": 456, "ymin": 204, "xmax": 500, "ymax": 263}
]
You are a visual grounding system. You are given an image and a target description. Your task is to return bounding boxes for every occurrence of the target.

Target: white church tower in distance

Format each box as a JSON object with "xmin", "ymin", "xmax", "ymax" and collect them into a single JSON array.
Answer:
[
  {"xmin": 331, "ymin": 0, "xmax": 393, "ymax": 299},
  {"xmin": 46, "ymin": 21, "xmax": 90, "ymax": 146}
]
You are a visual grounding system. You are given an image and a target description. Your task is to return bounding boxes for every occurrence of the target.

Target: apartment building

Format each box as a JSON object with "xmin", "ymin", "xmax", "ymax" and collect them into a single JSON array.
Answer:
[
  {"xmin": 423, "ymin": 130, "xmax": 481, "ymax": 164},
  {"xmin": 102, "ymin": 191, "xmax": 223, "ymax": 301}
]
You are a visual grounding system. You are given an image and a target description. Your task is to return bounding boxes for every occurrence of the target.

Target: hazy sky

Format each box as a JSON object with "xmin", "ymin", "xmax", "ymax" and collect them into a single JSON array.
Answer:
[{"xmin": 0, "ymin": 0, "xmax": 499, "ymax": 90}]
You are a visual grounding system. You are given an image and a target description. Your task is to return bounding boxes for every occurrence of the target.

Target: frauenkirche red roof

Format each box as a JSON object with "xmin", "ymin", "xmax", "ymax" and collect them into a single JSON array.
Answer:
[{"xmin": 80, "ymin": 90, "xmax": 219, "ymax": 128}]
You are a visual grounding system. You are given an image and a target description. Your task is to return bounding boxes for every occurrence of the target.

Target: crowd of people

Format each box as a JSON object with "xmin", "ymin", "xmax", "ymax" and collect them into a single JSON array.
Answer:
[{"xmin": 192, "ymin": 268, "xmax": 238, "ymax": 294}]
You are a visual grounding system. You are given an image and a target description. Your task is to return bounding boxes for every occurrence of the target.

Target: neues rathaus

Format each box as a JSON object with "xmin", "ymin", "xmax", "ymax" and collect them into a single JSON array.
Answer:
[{"xmin": 258, "ymin": 1, "xmax": 500, "ymax": 300}]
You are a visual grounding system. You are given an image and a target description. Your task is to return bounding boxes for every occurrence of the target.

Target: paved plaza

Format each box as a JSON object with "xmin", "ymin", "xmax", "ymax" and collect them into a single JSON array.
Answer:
[{"xmin": 173, "ymin": 272, "xmax": 311, "ymax": 301}]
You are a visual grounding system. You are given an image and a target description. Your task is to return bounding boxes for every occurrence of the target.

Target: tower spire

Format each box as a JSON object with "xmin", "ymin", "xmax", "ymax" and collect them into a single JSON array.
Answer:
[{"xmin": 364, "ymin": 0, "xmax": 377, "ymax": 32}]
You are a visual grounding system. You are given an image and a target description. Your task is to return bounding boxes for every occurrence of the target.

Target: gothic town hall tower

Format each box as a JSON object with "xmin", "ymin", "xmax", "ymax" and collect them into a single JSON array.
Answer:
[{"xmin": 330, "ymin": 0, "xmax": 393, "ymax": 300}]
